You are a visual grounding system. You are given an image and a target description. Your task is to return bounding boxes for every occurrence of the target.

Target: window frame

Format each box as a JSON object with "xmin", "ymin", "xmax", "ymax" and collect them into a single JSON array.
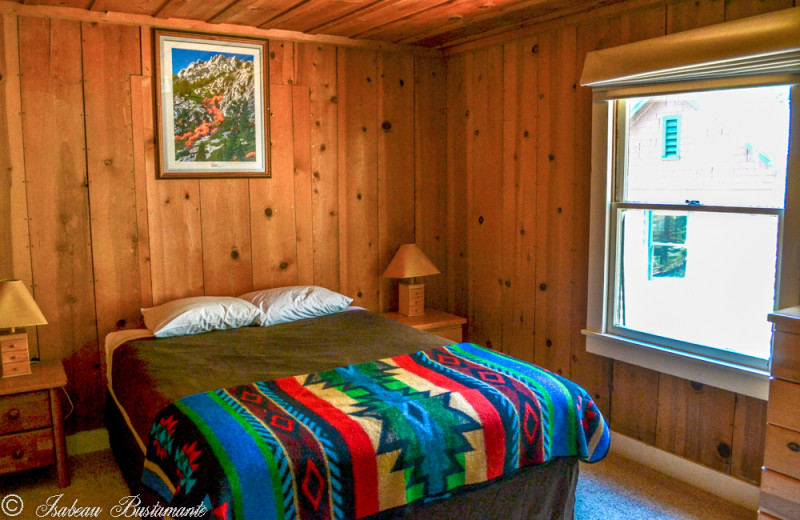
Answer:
[
  {"xmin": 606, "ymin": 95, "xmax": 786, "ymax": 372},
  {"xmin": 583, "ymin": 85, "xmax": 800, "ymax": 400}
]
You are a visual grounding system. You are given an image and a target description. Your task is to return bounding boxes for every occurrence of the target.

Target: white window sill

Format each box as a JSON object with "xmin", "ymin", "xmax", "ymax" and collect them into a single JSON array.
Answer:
[{"xmin": 582, "ymin": 330, "xmax": 770, "ymax": 400}]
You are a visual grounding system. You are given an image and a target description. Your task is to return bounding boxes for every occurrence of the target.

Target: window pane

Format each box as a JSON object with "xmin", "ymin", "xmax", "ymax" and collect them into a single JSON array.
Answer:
[
  {"xmin": 625, "ymin": 86, "xmax": 790, "ymax": 208},
  {"xmin": 615, "ymin": 208, "xmax": 778, "ymax": 360}
]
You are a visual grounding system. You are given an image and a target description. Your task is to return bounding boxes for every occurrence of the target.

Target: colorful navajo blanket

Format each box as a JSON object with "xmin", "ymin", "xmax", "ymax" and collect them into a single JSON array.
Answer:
[{"xmin": 142, "ymin": 343, "xmax": 610, "ymax": 520}]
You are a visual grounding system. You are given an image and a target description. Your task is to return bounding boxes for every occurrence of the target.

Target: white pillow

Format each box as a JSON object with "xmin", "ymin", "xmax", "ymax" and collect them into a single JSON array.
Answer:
[
  {"xmin": 239, "ymin": 286, "xmax": 353, "ymax": 327},
  {"xmin": 141, "ymin": 296, "xmax": 261, "ymax": 338}
]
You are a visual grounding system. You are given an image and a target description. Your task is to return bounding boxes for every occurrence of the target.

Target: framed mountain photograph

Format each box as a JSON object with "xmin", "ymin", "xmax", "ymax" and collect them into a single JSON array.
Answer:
[{"xmin": 155, "ymin": 31, "xmax": 270, "ymax": 178}]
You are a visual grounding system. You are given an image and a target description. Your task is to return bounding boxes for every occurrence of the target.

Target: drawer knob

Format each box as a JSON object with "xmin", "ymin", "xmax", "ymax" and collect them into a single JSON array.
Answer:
[
  {"xmin": 788, "ymin": 442, "xmax": 800, "ymax": 453},
  {"xmin": 12, "ymin": 448, "xmax": 24, "ymax": 459},
  {"xmin": 7, "ymin": 408, "xmax": 20, "ymax": 420}
]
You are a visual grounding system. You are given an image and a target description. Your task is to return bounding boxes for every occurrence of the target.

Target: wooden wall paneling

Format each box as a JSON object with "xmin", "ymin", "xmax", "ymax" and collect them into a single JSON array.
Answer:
[
  {"xmin": 199, "ymin": 179, "xmax": 254, "ymax": 296},
  {"xmin": 666, "ymin": 0, "xmax": 725, "ymax": 33},
  {"xmin": 269, "ymin": 40, "xmax": 294, "ymax": 86},
  {"xmin": 0, "ymin": 16, "xmax": 13, "ymax": 278},
  {"xmin": 655, "ymin": 374, "xmax": 737, "ymax": 473},
  {"xmin": 445, "ymin": 53, "xmax": 470, "ymax": 320},
  {"xmin": 19, "ymin": 16, "xmax": 101, "ymax": 429},
  {"xmin": 139, "ymin": 25, "xmax": 152, "ymax": 76},
  {"xmin": 469, "ymin": 45, "xmax": 504, "ymax": 351},
  {"xmin": 731, "ymin": 393, "xmax": 767, "ymax": 484},
  {"xmin": 250, "ymin": 83, "xmax": 299, "ymax": 289},
  {"xmin": 292, "ymin": 84, "xmax": 315, "ymax": 286},
  {"xmin": 130, "ymin": 74, "xmax": 154, "ymax": 309},
  {"xmin": 81, "ymin": 22, "xmax": 143, "ymax": 352},
  {"xmin": 145, "ymin": 177, "xmax": 203, "ymax": 304},
  {"xmin": 0, "ymin": 15, "xmax": 38, "ymax": 358},
  {"xmin": 609, "ymin": 361, "xmax": 660, "ymax": 444},
  {"xmin": 620, "ymin": 4, "xmax": 665, "ymax": 43},
  {"xmin": 377, "ymin": 51, "xmax": 415, "ymax": 313},
  {"xmin": 294, "ymin": 43, "xmax": 339, "ymax": 291},
  {"xmin": 500, "ymin": 37, "xmax": 538, "ymax": 363},
  {"xmin": 500, "ymin": 40, "xmax": 519, "ymax": 356},
  {"xmin": 724, "ymin": 0, "xmax": 794, "ymax": 20},
  {"xmin": 570, "ymin": 17, "xmax": 621, "ymax": 417},
  {"xmin": 533, "ymin": 27, "xmax": 577, "ymax": 376},
  {"xmin": 413, "ymin": 56, "xmax": 448, "ymax": 313},
  {"xmin": 337, "ymin": 47, "xmax": 379, "ymax": 309}
]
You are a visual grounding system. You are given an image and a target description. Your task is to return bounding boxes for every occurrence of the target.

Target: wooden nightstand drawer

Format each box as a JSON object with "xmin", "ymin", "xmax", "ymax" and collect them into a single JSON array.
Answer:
[
  {"xmin": 772, "ymin": 331, "xmax": 800, "ymax": 384},
  {"xmin": 0, "ymin": 339, "xmax": 28, "ymax": 355},
  {"xmin": 1, "ymin": 361, "xmax": 31, "ymax": 378},
  {"xmin": 768, "ymin": 379, "xmax": 800, "ymax": 432},
  {"xmin": 764, "ymin": 424, "xmax": 800, "ymax": 480},
  {"xmin": 0, "ymin": 390, "xmax": 52, "ymax": 434},
  {"xmin": 0, "ymin": 428, "xmax": 55, "ymax": 474},
  {"xmin": 2, "ymin": 349, "xmax": 29, "ymax": 365},
  {"xmin": 760, "ymin": 469, "xmax": 800, "ymax": 520}
]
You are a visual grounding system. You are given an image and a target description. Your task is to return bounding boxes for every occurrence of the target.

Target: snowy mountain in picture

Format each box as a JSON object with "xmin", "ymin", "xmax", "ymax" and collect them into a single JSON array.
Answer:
[{"xmin": 172, "ymin": 53, "xmax": 257, "ymax": 162}]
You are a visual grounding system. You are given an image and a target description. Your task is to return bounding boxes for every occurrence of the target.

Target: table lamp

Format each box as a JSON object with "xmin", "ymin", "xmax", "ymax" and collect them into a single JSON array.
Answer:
[
  {"xmin": 382, "ymin": 244, "xmax": 440, "ymax": 317},
  {"xmin": 0, "ymin": 279, "xmax": 47, "ymax": 378}
]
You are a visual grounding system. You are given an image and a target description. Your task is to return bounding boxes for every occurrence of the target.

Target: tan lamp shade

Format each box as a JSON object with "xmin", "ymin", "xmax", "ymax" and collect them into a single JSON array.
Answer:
[
  {"xmin": 0, "ymin": 279, "xmax": 47, "ymax": 331},
  {"xmin": 382, "ymin": 244, "xmax": 440, "ymax": 279}
]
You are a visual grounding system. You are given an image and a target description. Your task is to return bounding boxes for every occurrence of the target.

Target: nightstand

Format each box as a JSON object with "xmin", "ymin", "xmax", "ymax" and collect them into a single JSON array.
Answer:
[
  {"xmin": 0, "ymin": 360, "xmax": 69, "ymax": 487},
  {"xmin": 381, "ymin": 309, "xmax": 466, "ymax": 343}
]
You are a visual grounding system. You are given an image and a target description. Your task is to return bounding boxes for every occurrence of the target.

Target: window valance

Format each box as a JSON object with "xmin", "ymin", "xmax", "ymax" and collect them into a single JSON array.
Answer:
[{"xmin": 580, "ymin": 7, "xmax": 800, "ymax": 99}]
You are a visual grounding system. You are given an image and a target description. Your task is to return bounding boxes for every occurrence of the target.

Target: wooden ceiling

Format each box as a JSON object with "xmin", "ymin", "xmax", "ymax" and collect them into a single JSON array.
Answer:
[{"xmin": 18, "ymin": 0, "xmax": 624, "ymax": 48}]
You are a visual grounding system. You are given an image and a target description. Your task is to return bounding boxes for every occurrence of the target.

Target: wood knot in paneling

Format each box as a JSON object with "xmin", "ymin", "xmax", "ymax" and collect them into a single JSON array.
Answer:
[{"xmin": 717, "ymin": 442, "xmax": 731, "ymax": 459}]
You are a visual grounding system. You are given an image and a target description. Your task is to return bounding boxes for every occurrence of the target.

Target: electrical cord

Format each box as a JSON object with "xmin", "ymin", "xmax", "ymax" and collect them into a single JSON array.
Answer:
[{"xmin": 61, "ymin": 386, "xmax": 74, "ymax": 420}]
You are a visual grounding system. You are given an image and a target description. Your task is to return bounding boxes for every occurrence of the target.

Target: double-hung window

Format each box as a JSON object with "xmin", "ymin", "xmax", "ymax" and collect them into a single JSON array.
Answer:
[{"xmin": 580, "ymin": 9, "xmax": 800, "ymax": 399}]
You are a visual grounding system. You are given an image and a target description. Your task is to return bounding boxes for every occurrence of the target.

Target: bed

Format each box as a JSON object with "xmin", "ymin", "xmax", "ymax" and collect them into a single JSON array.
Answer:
[{"xmin": 105, "ymin": 304, "xmax": 608, "ymax": 520}]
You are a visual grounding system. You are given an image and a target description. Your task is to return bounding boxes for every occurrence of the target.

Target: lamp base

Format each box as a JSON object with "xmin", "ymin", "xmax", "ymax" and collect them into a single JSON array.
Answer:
[
  {"xmin": 0, "ymin": 332, "xmax": 31, "ymax": 378},
  {"xmin": 399, "ymin": 282, "xmax": 425, "ymax": 317}
]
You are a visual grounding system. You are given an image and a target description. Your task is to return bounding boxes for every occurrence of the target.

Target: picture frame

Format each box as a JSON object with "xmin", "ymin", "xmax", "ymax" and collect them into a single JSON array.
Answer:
[{"xmin": 154, "ymin": 30, "xmax": 270, "ymax": 178}]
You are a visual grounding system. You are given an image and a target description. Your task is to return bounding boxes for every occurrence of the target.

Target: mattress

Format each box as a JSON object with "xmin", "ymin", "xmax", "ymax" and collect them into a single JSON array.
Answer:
[{"xmin": 105, "ymin": 310, "xmax": 584, "ymax": 520}]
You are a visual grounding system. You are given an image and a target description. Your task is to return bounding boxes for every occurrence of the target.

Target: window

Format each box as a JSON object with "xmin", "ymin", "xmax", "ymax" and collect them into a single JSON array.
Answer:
[
  {"xmin": 661, "ymin": 116, "xmax": 681, "ymax": 160},
  {"xmin": 611, "ymin": 87, "xmax": 790, "ymax": 370},
  {"xmin": 579, "ymin": 9, "xmax": 800, "ymax": 399}
]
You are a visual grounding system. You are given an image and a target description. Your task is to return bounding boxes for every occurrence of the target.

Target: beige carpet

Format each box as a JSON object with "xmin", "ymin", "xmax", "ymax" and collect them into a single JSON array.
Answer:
[
  {"xmin": 0, "ymin": 450, "xmax": 756, "ymax": 519},
  {"xmin": 577, "ymin": 452, "xmax": 756, "ymax": 520}
]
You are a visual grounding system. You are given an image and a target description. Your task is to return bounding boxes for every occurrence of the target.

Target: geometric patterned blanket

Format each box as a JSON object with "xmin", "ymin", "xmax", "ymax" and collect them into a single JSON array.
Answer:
[{"xmin": 142, "ymin": 343, "xmax": 610, "ymax": 520}]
